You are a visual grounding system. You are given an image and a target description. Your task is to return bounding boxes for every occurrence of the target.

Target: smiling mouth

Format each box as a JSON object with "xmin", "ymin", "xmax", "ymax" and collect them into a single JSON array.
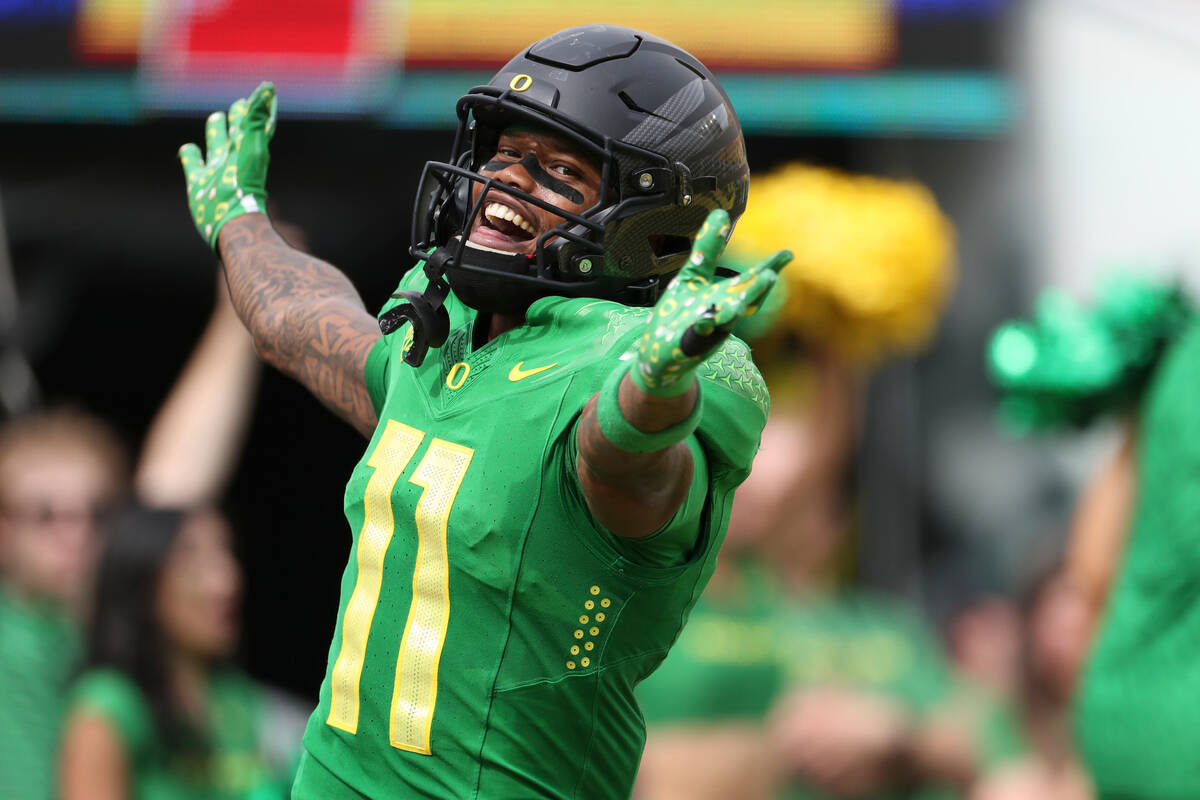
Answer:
[{"xmin": 470, "ymin": 200, "xmax": 537, "ymax": 251}]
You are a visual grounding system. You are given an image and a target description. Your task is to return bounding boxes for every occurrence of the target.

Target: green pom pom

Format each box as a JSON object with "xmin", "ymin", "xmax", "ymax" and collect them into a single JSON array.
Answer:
[{"xmin": 987, "ymin": 274, "xmax": 1193, "ymax": 433}]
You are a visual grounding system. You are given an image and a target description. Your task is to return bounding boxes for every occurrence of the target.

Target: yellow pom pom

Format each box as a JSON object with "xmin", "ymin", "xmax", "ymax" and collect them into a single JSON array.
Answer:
[{"xmin": 726, "ymin": 164, "xmax": 956, "ymax": 364}]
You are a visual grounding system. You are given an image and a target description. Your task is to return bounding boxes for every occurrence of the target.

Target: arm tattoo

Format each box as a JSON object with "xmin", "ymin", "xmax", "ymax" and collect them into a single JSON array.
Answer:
[{"xmin": 217, "ymin": 214, "xmax": 381, "ymax": 437}]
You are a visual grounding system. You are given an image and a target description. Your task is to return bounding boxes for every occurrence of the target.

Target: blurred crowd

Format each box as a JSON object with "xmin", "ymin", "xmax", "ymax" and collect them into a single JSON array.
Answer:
[
  {"xmin": 634, "ymin": 349, "xmax": 1096, "ymax": 800},
  {"xmin": 1, "ymin": 265, "xmax": 309, "ymax": 798}
]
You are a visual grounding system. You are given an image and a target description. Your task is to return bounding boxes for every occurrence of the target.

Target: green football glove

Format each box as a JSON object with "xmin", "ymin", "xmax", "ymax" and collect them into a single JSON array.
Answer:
[
  {"xmin": 632, "ymin": 208, "xmax": 792, "ymax": 396},
  {"xmin": 178, "ymin": 81, "xmax": 278, "ymax": 251}
]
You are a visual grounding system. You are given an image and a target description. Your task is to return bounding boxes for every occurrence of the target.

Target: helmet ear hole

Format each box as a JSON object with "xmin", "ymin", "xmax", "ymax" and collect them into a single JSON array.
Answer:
[{"xmin": 648, "ymin": 234, "xmax": 692, "ymax": 260}]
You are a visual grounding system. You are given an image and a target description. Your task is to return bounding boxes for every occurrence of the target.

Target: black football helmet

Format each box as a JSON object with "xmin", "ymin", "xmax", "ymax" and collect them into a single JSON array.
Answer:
[{"xmin": 384, "ymin": 24, "xmax": 750, "ymax": 365}]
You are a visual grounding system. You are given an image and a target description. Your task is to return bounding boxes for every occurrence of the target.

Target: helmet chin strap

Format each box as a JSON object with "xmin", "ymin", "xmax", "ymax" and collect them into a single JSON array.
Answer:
[
  {"xmin": 378, "ymin": 240, "xmax": 538, "ymax": 366},
  {"xmin": 378, "ymin": 248, "xmax": 454, "ymax": 367}
]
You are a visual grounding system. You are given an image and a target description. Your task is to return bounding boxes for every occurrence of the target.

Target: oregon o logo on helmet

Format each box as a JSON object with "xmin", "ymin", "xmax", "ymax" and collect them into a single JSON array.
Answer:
[{"xmin": 509, "ymin": 74, "xmax": 533, "ymax": 92}]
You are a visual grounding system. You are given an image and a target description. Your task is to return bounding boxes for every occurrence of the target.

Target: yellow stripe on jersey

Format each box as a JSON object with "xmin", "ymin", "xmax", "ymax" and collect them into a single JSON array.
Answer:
[
  {"xmin": 390, "ymin": 439, "xmax": 474, "ymax": 753},
  {"xmin": 327, "ymin": 421, "xmax": 424, "ymax": 734}
]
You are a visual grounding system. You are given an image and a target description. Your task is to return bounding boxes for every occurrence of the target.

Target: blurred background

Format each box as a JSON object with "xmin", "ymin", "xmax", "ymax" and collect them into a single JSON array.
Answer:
[{"xmin": 1, "ymin": 1, "xmax": 1199, "ymax": 797}]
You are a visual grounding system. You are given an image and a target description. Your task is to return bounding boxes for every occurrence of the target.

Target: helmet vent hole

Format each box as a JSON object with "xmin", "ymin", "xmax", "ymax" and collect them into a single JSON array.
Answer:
[
  {"xmin": 618, "ymin": 91, "xmax": 672, "ymax": 122},
  {"xmin": 675, "ymin": 58, "xmax": 708, "ymax": 81}
]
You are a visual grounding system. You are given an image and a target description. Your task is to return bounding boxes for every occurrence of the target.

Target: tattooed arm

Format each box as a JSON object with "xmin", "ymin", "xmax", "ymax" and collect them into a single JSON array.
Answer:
[
  {"xmin": 178, "ymin": 84, "xmax": 380, "ymax": 437},
  {"xmin": 217, "ymin": 213, "xmax": 381, "ymax": 437}
]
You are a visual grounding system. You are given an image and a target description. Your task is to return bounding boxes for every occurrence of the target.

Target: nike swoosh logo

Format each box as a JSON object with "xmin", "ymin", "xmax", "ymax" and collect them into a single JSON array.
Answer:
[{"xmin": 508, "ymin": 361, "xmax": 559, "ymax": 381}]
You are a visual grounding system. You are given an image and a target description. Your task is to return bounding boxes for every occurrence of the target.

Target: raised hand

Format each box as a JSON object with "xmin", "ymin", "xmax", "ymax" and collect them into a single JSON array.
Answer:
[
  {"xmin": 632, "ymin": 209, "xmax": 791, "ymax": 395},
  {"xmin": 178, "ymin": 81, "xmax": 278, "ymax": 250}
]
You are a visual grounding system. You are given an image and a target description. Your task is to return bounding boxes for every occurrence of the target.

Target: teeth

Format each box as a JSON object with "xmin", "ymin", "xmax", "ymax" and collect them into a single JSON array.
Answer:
[{"xmin": 484, "ymin": 202, "xmax": 535, "ymax": 235}]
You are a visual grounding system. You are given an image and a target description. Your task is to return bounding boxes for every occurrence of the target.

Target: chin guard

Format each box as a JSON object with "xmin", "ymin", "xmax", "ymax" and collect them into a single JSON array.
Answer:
[{"xmin": 378, "ymin": 250, "xmax": 455, "ymax": 367}]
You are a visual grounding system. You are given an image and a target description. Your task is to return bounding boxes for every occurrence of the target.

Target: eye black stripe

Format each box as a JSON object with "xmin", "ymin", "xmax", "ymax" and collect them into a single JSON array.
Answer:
[{"xmin": 480, "ymin": 153, "xmax": 584, "ymax": 205}]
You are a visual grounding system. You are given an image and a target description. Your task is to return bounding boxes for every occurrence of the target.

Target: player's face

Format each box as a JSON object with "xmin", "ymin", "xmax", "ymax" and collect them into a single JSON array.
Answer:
[
  {"xmin": 156, "ymin": 509, "xmax": 241, "ymax": 661},
  {"xmin": 0, "ymin": 445, "xmax": 114, "ymax": 608},
  {"xmin": 469, "ymin": 128, "xmax": 602, "ymax": 254}
]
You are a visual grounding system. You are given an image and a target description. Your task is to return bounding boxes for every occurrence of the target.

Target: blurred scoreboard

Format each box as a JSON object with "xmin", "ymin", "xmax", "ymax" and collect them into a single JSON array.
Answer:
[
  {"xmin": 0, "ymin": 0, "xmax": 1013, "ymax": 134},
  {"xmin": 77, "ymin": 0, "xmax": 895, "ymax": 69}
]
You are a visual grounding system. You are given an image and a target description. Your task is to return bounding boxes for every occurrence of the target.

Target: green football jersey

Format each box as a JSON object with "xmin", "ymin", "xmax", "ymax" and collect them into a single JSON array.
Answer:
[
  {"xmin": 1076, "ymin": 316, "xmax": 1200, "ymax": 800},
  {"xmin": 295, "ymin": 267, "xmax": 769, "ymax": 799}
]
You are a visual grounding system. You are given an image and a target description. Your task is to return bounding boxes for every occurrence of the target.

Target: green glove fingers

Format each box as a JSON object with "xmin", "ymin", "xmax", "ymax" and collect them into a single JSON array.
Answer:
[
  {"xmin": 718, "ymin": 250, "xmax": 790, "ymax": 321},
  {"xmin": 178, "ymin": 81, "xmax": 276, "ymax": 251},
  {"xmin": 178, "ymin": 143, "xmax": 204, "ymax": 184},
  {"xmin": 677, "ymin": 208, "xmax": 729, "ymax": 284},
  {"xmin": 630, "ymin": 208, "xmax": 792, "ymax": 397},
  {"xmin": 756, "ymin": 248, "xmax": 793, "ymax": 278},
  {"xmin": 236, "ymin": 83, "xmax": 276, "ymax": 200},
  {"xmin": 228, "ymin": 98, "xmax": 248, "ymax": 131},
  {"xmin": 205, "ymin": 111, "xmax": 229, "ymax": 162},
  {"xmin": 245, "ymin": 81, "xmax": 278, "ymax": 138}
]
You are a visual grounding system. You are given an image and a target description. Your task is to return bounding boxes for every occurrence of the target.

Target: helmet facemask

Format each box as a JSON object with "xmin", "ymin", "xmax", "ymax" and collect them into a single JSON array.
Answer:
[{"xmin": 411, "ymin": 95, "xmax": 686, "ymax": 316}]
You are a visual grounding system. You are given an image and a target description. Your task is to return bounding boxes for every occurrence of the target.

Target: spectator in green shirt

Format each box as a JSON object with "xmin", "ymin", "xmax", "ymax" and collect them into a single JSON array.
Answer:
[
  {"xmin": 59, "ymin": 505, "xmax": 299, "ymax": 800},
  {"xmin": 54, "ymin": 269, "xmax": 310, "ymax": 800},
  {"xmin": 2, "ymin": 263, "xmax": 295, "ymax": 799},
  {"xmin": 0, "ymin": 408, "xmax": 130, "ymax": 800}
]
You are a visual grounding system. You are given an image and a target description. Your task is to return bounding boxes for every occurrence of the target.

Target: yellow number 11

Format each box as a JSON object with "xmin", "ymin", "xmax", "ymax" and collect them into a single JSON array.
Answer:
[{"xmin": 326, "ymin": 420, "xmax": 474, "ymax": 754}]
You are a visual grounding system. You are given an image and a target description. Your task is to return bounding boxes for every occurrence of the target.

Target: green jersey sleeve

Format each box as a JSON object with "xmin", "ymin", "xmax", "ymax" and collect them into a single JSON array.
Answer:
[
  {"xmin": 364, "ymin": 339, "xmax": 391, "ymax": 415},
  {"xmin": 69, "ymin": 669, "xmax": 153, "ymax": 757},
  {"xmin": 693, "ymin": 336, "xmax": 770, "ymax": 483},
  {"xmin": 1077, "ymin": 316, "xmax": 1200, "ymax": 798},
  {"xmin": 363, "ymin": 266, "xmax": 429, "ymax": 415}
]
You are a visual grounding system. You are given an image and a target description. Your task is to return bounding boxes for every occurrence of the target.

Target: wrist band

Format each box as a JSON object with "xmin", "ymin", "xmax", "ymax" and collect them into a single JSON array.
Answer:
[
  {"xmin": 208, "ymin": 193, "xmax": 267, "ymax": 251},
  {"xmin": 596, "ymin": 366, "xmax": 703, "ymax": 453}
]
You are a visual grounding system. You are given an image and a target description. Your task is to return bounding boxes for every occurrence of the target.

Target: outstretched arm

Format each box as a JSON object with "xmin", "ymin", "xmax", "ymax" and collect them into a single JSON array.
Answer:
[
  {"xmin": 217, "ymin": 214, "xmax": 380, "ymax": 437},
  {"xmin": 136, "ymin": 278, "xmax": 260, "ymax": 506},
  {"xmin": 1064, "ymin": 419, "xmax": 1137, "ymax": 625},
  {"xmin": 576, "ymin": 377, "xmax": 699, "ymax": 538},
  {"xmin": 178, "ymin": 83, "xmax": 381, "ymax": 438},
  {"xmin": 577, "ymin": 209, "xmax": 790, "ymax": 538}
]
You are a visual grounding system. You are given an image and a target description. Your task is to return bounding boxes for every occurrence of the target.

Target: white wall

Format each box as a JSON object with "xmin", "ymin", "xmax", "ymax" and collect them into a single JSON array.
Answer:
[{"xmin": 1022, "ymin": 0, "xmax": 1200, "ymax": 296}]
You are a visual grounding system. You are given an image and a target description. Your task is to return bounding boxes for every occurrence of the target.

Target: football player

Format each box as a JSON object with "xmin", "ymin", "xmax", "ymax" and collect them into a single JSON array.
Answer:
[{"xmin": 177, "ymin": 25, "xmax": 789, "ymax": 798}]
